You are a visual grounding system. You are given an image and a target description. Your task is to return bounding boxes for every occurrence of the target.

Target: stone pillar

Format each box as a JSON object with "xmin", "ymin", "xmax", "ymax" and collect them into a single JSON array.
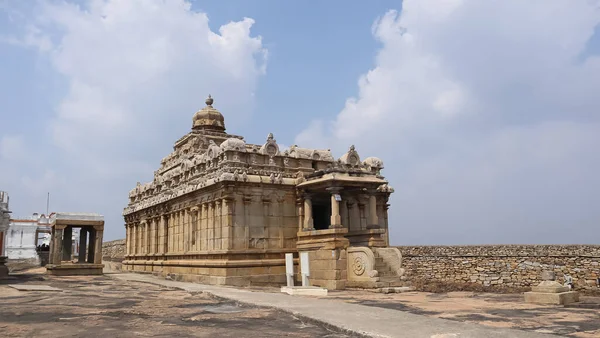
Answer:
[
  {"xmin": 93, "ymin": 226, "xmax": 103, "ymax": 264},
  {"xmin": 303, "ymin": 195, "xmax": 314, "ymax": 230},
  {"xmin": 78, "ymin": 228, "xmax": 87, "ymax": 263},
  {"xmin": 296, "ymin": 198, "xmax": 304, "ymax": 232},
  {"xmin": 62, "ymin": 226, "xmax": 73, "ymax": 261},
  {"xmin": 327, "ymin": 188, "xmax": 343, "ymax": 228},
  {"xmin": 51, "ymin": 227, "xmax": 64, "ymax": 264},
  {"xmin": 87, "ymin": 229, "xmax": 96, "ymax": 263},
  {"xmin": 367, "ymin": 192, "xmax": 379, "ymax": 229}
]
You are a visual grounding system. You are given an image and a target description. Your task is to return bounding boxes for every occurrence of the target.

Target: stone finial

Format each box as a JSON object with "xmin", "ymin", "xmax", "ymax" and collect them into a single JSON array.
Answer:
[
  {"xmin": 267, "ymin": 132, "xmax": 274, "ymax": 141},
  {"xmin": 205, "ymin": 94, "xmax": 214, "ymax": 106},
  {"xmin": 350, "ymin": 145, "xmax": 355, "ymax": 151}
]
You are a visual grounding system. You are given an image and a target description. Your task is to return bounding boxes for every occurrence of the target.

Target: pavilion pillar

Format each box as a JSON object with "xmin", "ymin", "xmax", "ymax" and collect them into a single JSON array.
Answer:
[
  {"xmin": 303, "ymin": 195, "xmax": 314, "ymax": 230},
  {"xmin": 327, "ymin": 187, "xmax": 343, "ymax": 228},
  {"xmin": 51, "ymin": 227, "xmax": 64, "ymax": 264},
  {"xmin": 78, "ymin": 228, "xmax": 88, "ymax": 263},
  {"xmin": 62, "ymin": 226, "xmax": 73, "ymax": 261},
  {"xmin": 87, "ymin": 229, "xmax": 96, "ymax": 263},
  {"xmin": 93, "ymin": 226, "xmax": 103, "ymax": 264},
  {"xmin": 296, "ymin": 197, "xmax": 304, "ymax": 232},
  {"xmin": 367, "ymin": 192, "xmax": 379, "ymax": 229}
]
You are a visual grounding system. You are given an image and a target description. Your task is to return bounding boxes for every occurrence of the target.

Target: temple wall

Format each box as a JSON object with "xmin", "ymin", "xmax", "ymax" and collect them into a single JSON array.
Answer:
[
  {"xmin": 398, "ymin": 245, "xmax": 600, "ymax": 293},
  {"xmin": 124, "ymin": 183, "xmax": 300, "ymax": 286}
]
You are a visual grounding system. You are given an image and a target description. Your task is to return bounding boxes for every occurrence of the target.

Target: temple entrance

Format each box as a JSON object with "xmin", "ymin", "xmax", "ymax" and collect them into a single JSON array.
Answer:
[{"xmin": 311, "ymin": 194, "xmax": 331, "ymax": 230}]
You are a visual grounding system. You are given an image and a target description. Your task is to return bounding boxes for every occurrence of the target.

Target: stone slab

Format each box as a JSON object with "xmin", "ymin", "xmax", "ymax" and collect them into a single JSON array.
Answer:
[
  {"xmin": 524, "ymin": 291, "xmax": 579, "ymax": 305},
  {"xmin": 280, "ymin": 286, "xmax": 328, "ymax": 296},
  {"xmin": 8, "ymin": 284, "xmax": 62, "ymax": 292}
]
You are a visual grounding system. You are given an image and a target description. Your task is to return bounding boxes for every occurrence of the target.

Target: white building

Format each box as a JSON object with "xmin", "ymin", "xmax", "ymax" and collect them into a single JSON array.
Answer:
[
  {"xmin": 0, "ymin": 191, "xmax": 11, "ymax": 276},
  {"xmin": 6, "ymin": 213, "xmax": 54, "ymax": 260}
]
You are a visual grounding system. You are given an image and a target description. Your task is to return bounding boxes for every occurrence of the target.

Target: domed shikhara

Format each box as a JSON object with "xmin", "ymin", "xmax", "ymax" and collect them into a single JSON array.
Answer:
[{"xmin": 192, "ymin": 95, "xmax": 226, "ymax": 132}]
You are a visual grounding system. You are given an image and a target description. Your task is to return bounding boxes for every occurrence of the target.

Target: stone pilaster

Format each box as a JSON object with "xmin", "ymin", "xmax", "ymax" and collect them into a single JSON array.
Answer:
[
  {"xmin": 243, "ymin": 196, "xmax": 252, "ymax": 250},
  {"xmin": 222, "ymin": 198, "xmax": 234, "ymax": 250},
  {"xmin": 346, "ymin": 200, "xmax": 355, "ymax": 232},
  {"xmin": 201, "ymin": 203, "xmax": 208, "ymax": 251},
  {"xmin": 215, "ymin": 200, "xmax": 222, "ymax": 250},
  {"xmin": 208, "ymin": 202, "xmax": 214, "ymax": 250}
]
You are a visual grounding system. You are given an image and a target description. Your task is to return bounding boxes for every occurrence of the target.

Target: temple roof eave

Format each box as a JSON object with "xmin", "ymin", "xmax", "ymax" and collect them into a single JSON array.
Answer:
[{"xmin": 296, "ymin": 172, "xmax": 388, "ymax": 190}]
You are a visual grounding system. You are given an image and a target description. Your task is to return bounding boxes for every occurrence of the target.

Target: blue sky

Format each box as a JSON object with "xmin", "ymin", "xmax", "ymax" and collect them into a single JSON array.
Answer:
[{"xmin": 1, "ymin": 0, "xmax": 599, "ymax": 244}]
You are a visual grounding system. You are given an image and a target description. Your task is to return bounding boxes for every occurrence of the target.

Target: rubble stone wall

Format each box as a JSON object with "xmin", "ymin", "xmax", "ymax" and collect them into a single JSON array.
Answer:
[
  {"xmin": 398, "ymin": 245, "xmax": 600, "ymax": 292},
  {"xmin": 102, "ymin": 239, "xmax": 126, "ymax": 272}
]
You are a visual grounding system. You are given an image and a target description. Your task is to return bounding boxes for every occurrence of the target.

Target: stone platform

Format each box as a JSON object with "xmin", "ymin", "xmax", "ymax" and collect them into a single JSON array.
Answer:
[
  {"xmin": 46, "ymin": 263, "xmax": 104, "ymax": 276},
  {"xmin": 524, "ymin": 274, "xmax": 580, "ymax": 305},
  {"xmin": 524, "ymin": 290, "xmax": 579, "ymax": 305}
]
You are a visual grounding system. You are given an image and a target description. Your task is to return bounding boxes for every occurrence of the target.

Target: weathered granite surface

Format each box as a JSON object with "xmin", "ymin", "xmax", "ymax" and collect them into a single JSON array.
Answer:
[{"xmin": 398, "ymin": 245, "xmax": 600, "ymax": 293}]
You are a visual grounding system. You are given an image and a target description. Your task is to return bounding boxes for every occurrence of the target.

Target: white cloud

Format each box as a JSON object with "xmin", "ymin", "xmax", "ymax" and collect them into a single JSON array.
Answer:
[
  {"xmin": 297, "ymin": 0, "xmax": 600, "ymax": 244},
  {"xmin": 1, "ymin": 0, "xmax": 267, "ymax": 239}
]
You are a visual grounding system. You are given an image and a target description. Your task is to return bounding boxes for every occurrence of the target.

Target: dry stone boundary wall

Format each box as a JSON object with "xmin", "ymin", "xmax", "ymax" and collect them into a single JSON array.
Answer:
[
  {"xmin": 102, "ymin": 239, "xmax": 126, "ymax": 272},
  {"xmin": 398, "ymin": 245, "xmax": 600, "ymax": 293}
]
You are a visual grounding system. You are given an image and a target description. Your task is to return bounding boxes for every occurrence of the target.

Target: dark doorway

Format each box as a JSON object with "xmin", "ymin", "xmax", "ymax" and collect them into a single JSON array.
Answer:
[{"xmin": 312, "ymin": 202, "xmax": 331, "ymax": 230}]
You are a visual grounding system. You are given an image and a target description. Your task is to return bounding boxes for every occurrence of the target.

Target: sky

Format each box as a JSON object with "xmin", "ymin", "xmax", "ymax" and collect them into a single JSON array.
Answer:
[{"xmin": 1, "ymin": 0, "xmax": 599, "ymax": 244}]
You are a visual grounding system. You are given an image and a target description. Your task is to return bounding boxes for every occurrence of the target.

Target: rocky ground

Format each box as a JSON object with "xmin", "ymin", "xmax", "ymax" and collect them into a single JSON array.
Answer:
[
  {"xmin": 324, "ymin": 290, "xmax": 600, "ymax": 337},
  {"xmin": 0, "ymin": 271, "xmax": 354, "ymax": 338},
  {"xmin": 2, "ymin": 268, "xmax": 600, "ymax": 337}
]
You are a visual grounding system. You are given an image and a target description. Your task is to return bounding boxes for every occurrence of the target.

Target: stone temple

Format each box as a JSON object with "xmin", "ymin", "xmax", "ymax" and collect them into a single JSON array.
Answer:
[{"xmin": 123, "ymin": 96, "xmax": 403, "ymax": 289}]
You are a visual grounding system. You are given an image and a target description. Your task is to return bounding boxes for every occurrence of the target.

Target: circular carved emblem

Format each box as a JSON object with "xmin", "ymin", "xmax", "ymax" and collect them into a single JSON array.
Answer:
[{"xmin": 353, "ymin": 256, "xmax": 366, "ymax": 276}]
